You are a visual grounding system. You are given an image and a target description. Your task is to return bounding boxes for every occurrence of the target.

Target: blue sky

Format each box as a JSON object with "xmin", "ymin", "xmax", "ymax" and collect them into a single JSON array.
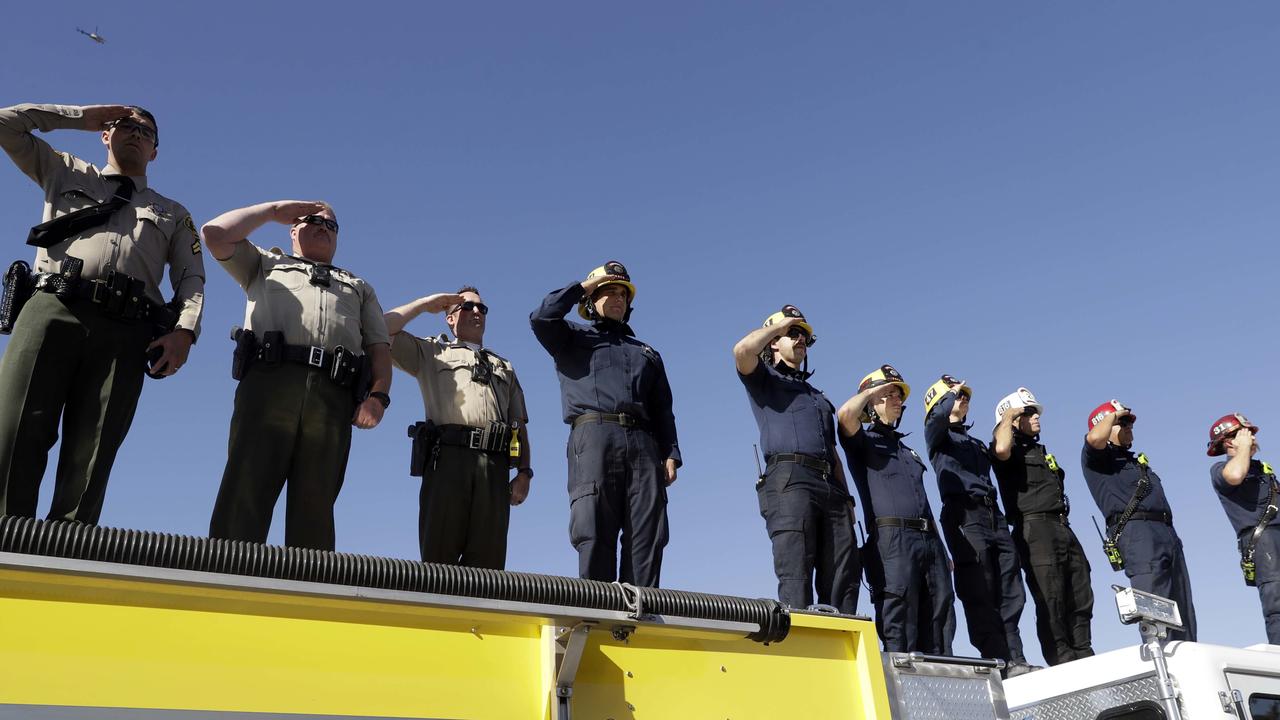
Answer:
[{"xmin": 2, "ymin": 2, "xmax": 1278, "ymax": 664}]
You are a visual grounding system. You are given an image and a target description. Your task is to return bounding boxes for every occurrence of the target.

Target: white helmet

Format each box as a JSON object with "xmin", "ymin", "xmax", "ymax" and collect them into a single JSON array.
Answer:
[{"xmin": 994, "ymin": 387, "xmax": 1042, "ymax": 428}]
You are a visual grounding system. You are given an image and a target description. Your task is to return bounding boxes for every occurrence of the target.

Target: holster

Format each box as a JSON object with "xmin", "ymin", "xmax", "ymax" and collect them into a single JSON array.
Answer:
[
  {"xmin": 408, "ymin": 421, "xmax": 438, "ymax": 477},
  {"xmin": 0, "ymin": 260, "xmax": 34, "ymax": 335},
  {"xmin": 260, "ymin": 331, "xmax": 284, "ymax": 364},
  {"xmin": 230, "ymin": 327, "xmax": 259, "ymax": 381},
  {"xmin": 351, "ymin": 353, "xmax": 373, "ymax": 403}
]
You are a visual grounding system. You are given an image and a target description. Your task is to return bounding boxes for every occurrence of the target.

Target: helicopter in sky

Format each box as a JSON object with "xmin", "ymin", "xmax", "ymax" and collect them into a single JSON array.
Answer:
[{"xmin": 76, "ymin": 27, "xmax": 105, "ymax": 44}]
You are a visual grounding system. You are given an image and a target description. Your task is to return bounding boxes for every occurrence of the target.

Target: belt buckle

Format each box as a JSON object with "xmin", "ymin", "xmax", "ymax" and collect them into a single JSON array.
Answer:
[
  {"xmin": 308, "ymin": 346, "xmax": 325, "ymax": 368},
  {"xmin": 467, "ymin": 428, "xmax": 484, "ymax": 450},
  {"xmin": 921, "ymin": 518, "xmax": 932, "ymax": 533},
  {"xmin": 617, "ymin": 414, "xmax": 633, "ymax": 427}
]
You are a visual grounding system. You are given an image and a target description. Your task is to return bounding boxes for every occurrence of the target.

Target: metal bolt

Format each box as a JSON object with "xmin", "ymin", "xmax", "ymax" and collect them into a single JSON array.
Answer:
[
  {"xmin": 721, "ymin": 665, "xmax": 727, "ymax": 672},
  {"xmin": 626, "ymin": 671, "xmax": 633, "ymax": 678}
]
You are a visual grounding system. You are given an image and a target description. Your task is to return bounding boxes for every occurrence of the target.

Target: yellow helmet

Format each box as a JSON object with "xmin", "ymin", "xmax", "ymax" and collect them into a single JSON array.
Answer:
[
  {"xmin": 762, "ymin": 305, "xmax": 816, "ymax": 346},
  {"xmin": 923, "ymin": 374, "xmax": 971, "ymax": 415},
  {"xmin": 857, "ymin": 364, "xmax": 910, "ymax": 423},
  {"xmin": 577, "ymin": 260, "xmax": 637, "ymax": 320}
]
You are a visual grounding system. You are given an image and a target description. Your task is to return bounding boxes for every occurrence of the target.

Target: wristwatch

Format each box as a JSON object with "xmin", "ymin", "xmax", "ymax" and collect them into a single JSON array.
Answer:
[{"xmin": 368, "ymin": 391, "xmax": 391, "ymax": 409}]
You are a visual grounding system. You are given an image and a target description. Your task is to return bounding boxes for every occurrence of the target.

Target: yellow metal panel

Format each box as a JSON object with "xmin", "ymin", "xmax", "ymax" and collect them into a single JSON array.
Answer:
[
  {"xmin": 568, "ymin": 612, "xmax": 892, "ymax": 719},
  {"xmin": 0, "ymin": 566, "xmax": 546, "ymax": 719}
]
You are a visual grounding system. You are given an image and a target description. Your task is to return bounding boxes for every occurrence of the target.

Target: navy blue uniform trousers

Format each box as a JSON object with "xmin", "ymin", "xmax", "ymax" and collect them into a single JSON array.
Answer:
[
  {"xmin": 1116, "ymin": 520, "xmax": 1197, "ymax": 641},
  {"xmin": 568, "ymin": 420, "xmax": 667, "ymax": 587},
  {"xmin": 942, "ymin": 503, "xmax": 1027, "ymax": 661},
  {"xmin": 1245, "ymin": 526, "xmax": 1280, "ymax": 644},
  {"xmin": 756, "ymin": 461, "xmax": 859, "ymax": 613},
  {"xmin": 864, "ymin": 526, "xmax": 955, "ymax": 653}
]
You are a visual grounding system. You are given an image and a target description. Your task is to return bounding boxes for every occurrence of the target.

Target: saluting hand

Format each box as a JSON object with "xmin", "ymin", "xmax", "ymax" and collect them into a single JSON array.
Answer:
[
  {"xmin": 664, "ymin": 458, "xmax": 678, "ymax": 486},
  {"xmin": 352, "ymin": 397, "xmax": 385, "ymax": 429},
  {"xmin": 580, "ymin": 273, "xmax": 626, "ymax": 296},
  {"xmin": 81, "ymin": 105, "xmax": 134, "ymax": 131},
  {"xmin": 1000, "ymin": 406, "xmax": 1025, "ymax": 425},
  {"xmin": 422, "ymin": 293, "xmax": 466, "ymax": 314},
  {"xmin": 268, "ymin": 200, "xmax": 328, "ymax": 225},
  {"xmin": 1236, "ymin": 427, "xmax": 1256, "ymax": 451}
]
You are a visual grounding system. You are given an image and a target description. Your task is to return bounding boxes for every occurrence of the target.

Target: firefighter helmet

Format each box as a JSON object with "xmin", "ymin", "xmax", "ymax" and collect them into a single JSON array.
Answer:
[
  {"xmin": 1087, "ymin": 400, "xmax": 1136, "ymax": 430},
  {"xmin": 1207, "ymin": 413, "xmax": 1259, "ymax": 457},
  {"xmin": 923, "ymin": 375, "xmax": 971, "ymax": 415},
  {"xmin": 994, "ymin": 387, "xmax": 1042, "ymax": 429},
  {"xmin": 857, "ymin": 364, "xmax": 910, "ymax": 423},
  {"xmin": 762, "ymin": 305, "xmax": 816, "ymax": 347},
  {"xmin": 577, "ymin": 260, "xmax": 637, "ymax": 320}
]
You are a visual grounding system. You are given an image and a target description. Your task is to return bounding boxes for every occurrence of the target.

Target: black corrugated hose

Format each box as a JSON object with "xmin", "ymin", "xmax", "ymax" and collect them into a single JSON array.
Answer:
[{"xmin": 0, "ymin": 515, "xmax": 789, "ymax": 644}]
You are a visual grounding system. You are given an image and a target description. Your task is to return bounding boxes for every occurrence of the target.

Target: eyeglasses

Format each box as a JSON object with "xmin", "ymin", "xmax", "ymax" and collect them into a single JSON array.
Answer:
[
  {"xmin": 298, "ymin": 215, "xmax": 339, "ymax": 232},
  {"xmin": 451, "ymin": 301, "xmax": 489, "ymax": 316},
  {"xmin": 785, "ymin": 327, "xmax": 810, "ymax": 341},
  {"xmin": 109, "ymin": 119, "xmax": 158, "ymax": 143}
]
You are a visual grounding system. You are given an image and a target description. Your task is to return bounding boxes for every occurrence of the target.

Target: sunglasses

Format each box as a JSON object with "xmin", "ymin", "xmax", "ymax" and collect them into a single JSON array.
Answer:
[
  {"xmin": 785, "ymin": 327, "xmax": 810, "ymax": 341},
  {"xmin": 298, "ymin": 215, "xmax": 339, "ymax": 232},
  {"xmin": 451, "ymin": 301, "xmax": 489, "ymax": 316},
  {"xmin": 109, "ymin": 119, "xmax": 158, "ymax": 143}
]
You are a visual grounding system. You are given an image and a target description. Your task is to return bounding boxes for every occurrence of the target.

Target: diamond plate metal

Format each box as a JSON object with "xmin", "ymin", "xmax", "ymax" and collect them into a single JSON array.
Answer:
[
  {"xmin": 1009, "ymin": 674, "xmax": 1184, "ymax": 720},
  {"xmin": 896, "ymin": 673, "xmax": 1002, "ymax": 720}
]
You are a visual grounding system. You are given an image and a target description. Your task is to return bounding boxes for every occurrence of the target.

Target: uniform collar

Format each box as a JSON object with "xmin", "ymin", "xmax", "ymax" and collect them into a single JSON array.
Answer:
[
  {"xmin": 1013, "ymin": 430, "xmax": 1041, "ymax": 447},
  {"xmin": 439, "ymin": 333, "xmax": 487, "ymax": 353},
  {"xmin": 102, "ymin": 165, "xmax": 148, "ymax": 192},
  {"xmin": 869, "ymin": 421, "xmax": 906, "ymax": 440},
  {"xmin": 772, "ymin": 360, "xmax": 812, "ymax": 381},
  {"xmin": 592, "ymin": 318, "xmax": 635, "ymax": 337}
]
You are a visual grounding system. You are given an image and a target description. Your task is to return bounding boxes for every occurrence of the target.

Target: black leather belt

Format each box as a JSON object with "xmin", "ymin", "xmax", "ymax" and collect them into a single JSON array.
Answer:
[
  {"xmin": 1020, "ymin": 511, "xmax": 1069, "ymax": 525},
  {"xmin": 33, "ymin": 272, "xmax": 166, "ymax": 323},
  {"xmin": 278, "ymin": 343, "xmax": 341, "ymax": 373},
  {"xmin": 766, "ymin": 453, "xmax": 831, "ymax": 476},
  {"xmin": 876, "ymin": 516, "xmax": 934, "ymax": 533},
  {"xmin": 572, "ymin": 412, "xmax": 649, "ymax": 431},
  {"xmin": 1110, "ymin": 510, "xmax": 1172, "ymax": 526},
  {"xmin": 436, "ymin": 423, "xmax": 509, "ymax": 454}
]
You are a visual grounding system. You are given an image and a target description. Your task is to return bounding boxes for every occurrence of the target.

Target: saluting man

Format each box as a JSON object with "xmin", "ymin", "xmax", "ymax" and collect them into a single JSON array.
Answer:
[
  {"xmin": 0, "ymin": 103, "xmax": 204, "ymax": 523},
  {"xmin": 383, "ymin": 287, "xmax": 531, "ymax": 569},
  {"xmin": 839, "ymin": 365, "xmax": 954, "ymax": 652},
  {"xmin": 924, "ymin": 375, "xmax": 1032, "ymax": 676},
  {"xmin": 991, "ymin": 388, "xmax": 1093, "ymax": 666},
  {"xmin": 530, "ymin": 261, "xmax": 680, "ymax": 587},
  {"xmin": 1082, "ymin": 400, "xmax": 1196, "ymax": 641},
  {"xmin": 1207, "ymin": 413, "xmax": 1280, "ymax": 643},
  {"xmin": 734, "ymin": 306, "xmax": 858, "ymax": 613},
  {"xmin": 202, "ymin": 200, "xmax": 391, "ymax": 551}
]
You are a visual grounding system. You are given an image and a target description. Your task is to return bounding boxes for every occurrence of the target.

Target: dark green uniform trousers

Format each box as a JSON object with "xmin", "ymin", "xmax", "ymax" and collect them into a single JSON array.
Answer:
[
  {"xmin": 419, "ymin": 444, "xmax": 511, "ymax": 569},
  {"xmin": 209, "ymin": 362, "xmax": 354, "ymax": 551},
  {"xmin": 0, "ymin": 293, "xmax": 150, "ymax": 523}
]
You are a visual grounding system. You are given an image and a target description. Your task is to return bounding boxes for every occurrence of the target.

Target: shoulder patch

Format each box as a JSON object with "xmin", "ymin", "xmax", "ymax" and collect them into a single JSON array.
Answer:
[{"xmin": 182, "ymin": 216, "xmax": 201, "ymax": 254}]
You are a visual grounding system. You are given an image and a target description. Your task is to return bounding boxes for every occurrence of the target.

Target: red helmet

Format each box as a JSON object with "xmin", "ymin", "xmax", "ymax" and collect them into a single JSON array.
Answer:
[
  {"xmin": 1207, "ymin": 413, "xmax": 1259, "ymax": 457},
  {"xmin": 1087, "ymin": 400, "xmax": 1136, "ymax": 430}
]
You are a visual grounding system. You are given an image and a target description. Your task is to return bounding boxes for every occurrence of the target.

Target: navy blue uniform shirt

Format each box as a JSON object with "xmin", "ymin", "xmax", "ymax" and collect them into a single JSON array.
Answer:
[
  {"xmin": 841, "ymin": 422, "xmax": 934, "ymax": 529},
  {"xmin": 1211, "ymin": 459, "xmax": 1280, "ymax": 536},
  {"xmin": 530, "ymin": 282, "xmax": 681, "ymax": 464},
  {"xmin": 739, "ymin": 360, "xmax": 837, "ymax": 465},
  {"xmin": 1080, "ymin": 443, "xmax": 1172, "ymax": 520},
  {"xmin": 924, "ymin": 392, "xmax": 996, "ymax": 504}
]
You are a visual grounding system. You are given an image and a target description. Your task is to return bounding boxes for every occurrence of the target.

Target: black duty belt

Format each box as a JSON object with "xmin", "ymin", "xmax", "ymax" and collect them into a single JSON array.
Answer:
[
  {"xmin": 1110, "ymin": 510, "xmax": 1172, "ymax": 526},
  {"xmin": 435, "ymin": 423, "xmax": 510, "ymax": 454},
  {"xmin": 875, "ymin": 516, "xmax": 934, "ymax": 533},
  {"xmin": 277, "ymin": 343, "xmax": 344, "ymax": 374},
  {"xmin": 572, "ymin": 412, "xmax": 649, "ymax": 432},
  {"xmin": 1020, "ymin": 511, "xmax": 1069, "ymax": 526},
  {"xmin": 766, "ymin": 453, "xmax": 831, "ymax": 476},
  {"xmin": 33, "ymin": 271, "xmax": 168, "ymax": 324}
]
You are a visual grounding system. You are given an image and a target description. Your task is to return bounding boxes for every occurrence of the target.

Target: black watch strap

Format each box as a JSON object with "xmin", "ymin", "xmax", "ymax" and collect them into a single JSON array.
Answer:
[
  {"xmin": 369, "ymin": 391, "xmax": 391, "ymax": 408},
  {"xmin": 517, "ymin": 467, "xmax": 534, "ymax": 480}
]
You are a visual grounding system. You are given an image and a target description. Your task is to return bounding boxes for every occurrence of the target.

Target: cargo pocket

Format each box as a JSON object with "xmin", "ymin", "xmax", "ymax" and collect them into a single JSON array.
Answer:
[{"xmin": 568, "ymin": 482, "xmax": 599, "ymax": 551}]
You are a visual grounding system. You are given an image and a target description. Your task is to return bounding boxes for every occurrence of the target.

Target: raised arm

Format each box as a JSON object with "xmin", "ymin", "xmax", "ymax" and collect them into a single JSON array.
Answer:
[
  {"xmin": 1221, "ymin": 427, "xmax": 1255, "ymax": 486},
  {"xmin": 0, "ymin": 104, "xmax": 131, "ymax": 185},
  {"xmin": 1086, "ymin": 401, "xmax": 1129, "ymax": 450},
  {"xmin": 732, "ymin": 317, "xmax": 802, "ymax": 375},
  {"xmin": 991, "ymin": 406, "xmax": 1025, "ymax": 461},
  {"xmin": 382, "ymin": 293, "xmax": 464, "ymax": 337},
  {"xmin": 201, "ymin": 200, "xmax": 327, "ymax": 261},
  {"xmin": 837, "ymin": 383, "xmax": 895, "ymax": 438}
]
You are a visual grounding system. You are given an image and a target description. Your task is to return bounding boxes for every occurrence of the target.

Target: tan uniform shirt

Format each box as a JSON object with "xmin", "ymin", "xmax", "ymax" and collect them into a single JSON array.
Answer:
[
  {"xmin": 219, "ymin": 243, "xmax": 389, "ymax": 353},
  {"xmin": 392, "ymin": 333, "xmax": 528, "ymax": 428},
  {"xmin": 0, "ymin": 104, "xmax": 205, "ymax": 335}
]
